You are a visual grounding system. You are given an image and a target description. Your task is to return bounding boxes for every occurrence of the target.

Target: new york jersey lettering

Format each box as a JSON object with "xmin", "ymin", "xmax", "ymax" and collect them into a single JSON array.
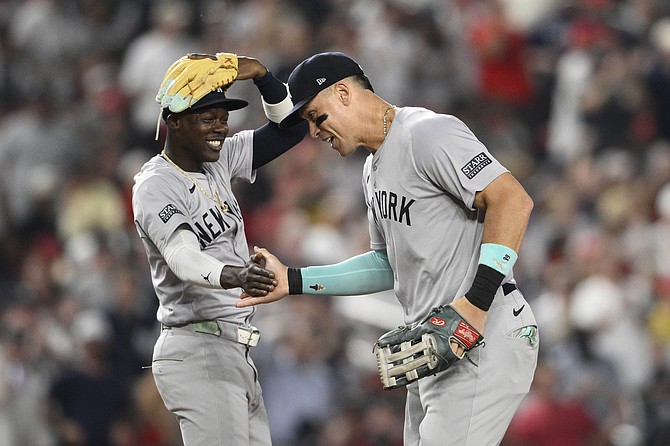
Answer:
[
  {"xmin": 374, "ymin": 190, "xmax": 415, "ymax": 226},
  {"xmin": 193, "ymin": 206, "xmax": 234, "ymax": 248}
]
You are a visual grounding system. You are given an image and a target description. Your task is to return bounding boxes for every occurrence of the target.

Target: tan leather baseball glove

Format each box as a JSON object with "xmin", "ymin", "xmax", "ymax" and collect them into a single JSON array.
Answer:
[{"xmin": 156, "ymin": 52, "xmax": 239, "ymax": 113}]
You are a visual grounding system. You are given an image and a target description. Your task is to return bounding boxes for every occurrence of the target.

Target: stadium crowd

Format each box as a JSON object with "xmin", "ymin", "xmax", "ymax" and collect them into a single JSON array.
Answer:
[{"xmin": 1, "ymin": 0, "xmax": 670, "ymax": 445}]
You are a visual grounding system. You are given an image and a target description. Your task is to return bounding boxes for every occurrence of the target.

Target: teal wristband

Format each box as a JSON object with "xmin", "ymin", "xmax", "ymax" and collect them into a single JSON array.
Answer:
[{"xmin": 479, "ymin": 243, "xmax": 517, "ymax": 276}]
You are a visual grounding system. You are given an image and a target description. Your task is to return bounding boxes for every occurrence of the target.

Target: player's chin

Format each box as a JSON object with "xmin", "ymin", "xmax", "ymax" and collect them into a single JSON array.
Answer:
[
  {"xmin": 338, "ymin": 144, "xmax": 358, "ymax": 157},
  {"xmin": 329, "ymin": 140, "xmax": 350, "ymax": 157},
  {"xmin": 202, "ymin": 146, "xmax": 222, "ymax": 161}
]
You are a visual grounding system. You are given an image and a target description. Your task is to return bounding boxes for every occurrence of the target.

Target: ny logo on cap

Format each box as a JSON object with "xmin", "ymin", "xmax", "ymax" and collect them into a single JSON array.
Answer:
[{"xmin": 316, "ymin": 77, "xmax": 326, "ymax": 85}]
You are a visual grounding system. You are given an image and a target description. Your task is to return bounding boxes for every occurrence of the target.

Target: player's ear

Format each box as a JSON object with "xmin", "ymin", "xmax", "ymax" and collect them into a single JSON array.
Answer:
[
  {"xmin": 333, "ymin": 82, "xmax": 351, "ymax": 105},
  {"xmin": 167, "ymin": 115, "xmax": 181, "ymax": 130}
]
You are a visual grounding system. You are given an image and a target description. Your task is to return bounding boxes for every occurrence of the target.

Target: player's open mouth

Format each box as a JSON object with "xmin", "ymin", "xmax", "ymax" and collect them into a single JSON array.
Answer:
[
  {"xmin": 207, "ymin": 140, "xmax": 223, "ymax": 150},
  {"xmin": 325, "ymin": 137, "xmax": 334, "ymax": 147}
]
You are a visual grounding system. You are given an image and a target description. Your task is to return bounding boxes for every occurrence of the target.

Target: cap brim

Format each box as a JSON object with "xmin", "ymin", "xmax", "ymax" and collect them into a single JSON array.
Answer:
[
  {"xmin": 190, "ymin": 96, "xmax": 248, "ymax": 112},
  {"xmin": 278, "ymin": 94, "xmax": 316, "ymax": 129},
  {"xmin": 163, "ymin": 97, "xmax": 248, "ymax": 121}
]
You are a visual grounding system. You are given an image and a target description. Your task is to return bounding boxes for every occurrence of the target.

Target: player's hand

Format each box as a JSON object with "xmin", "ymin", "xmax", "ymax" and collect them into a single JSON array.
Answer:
[
  {"xmin": 236, "ymin": 56, "xmax": 268, "ymax": 81},
  {"xmin": 448, "ymin": 296, "xmax": 488, "ymax": 357},
  {"xmin": 236, "ymin": 246, "xmax": 289, "ymax": 307},
  {"xmin": 220, "ymin": 252, "xmax": 276, "ymax": 297}
]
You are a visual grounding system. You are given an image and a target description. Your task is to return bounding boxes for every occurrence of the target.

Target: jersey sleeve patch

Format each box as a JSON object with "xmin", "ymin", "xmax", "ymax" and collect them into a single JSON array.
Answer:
[
  {"xmin": 461, "ymin": 152, "xmax": 492, "ymax": 179},
  {"xmin": 159, "ymin": 204, "xmax": 184, "ymax": 223}
]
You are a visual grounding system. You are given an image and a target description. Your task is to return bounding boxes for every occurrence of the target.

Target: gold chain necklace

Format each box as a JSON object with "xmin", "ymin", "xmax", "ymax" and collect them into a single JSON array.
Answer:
[
  {"xmin": 161, "ymin": 151, "xmax": 229, "ymax": 213},
  {"xmin": 383, "ymin": 106, "xmax": 393, "ymax": 137}
]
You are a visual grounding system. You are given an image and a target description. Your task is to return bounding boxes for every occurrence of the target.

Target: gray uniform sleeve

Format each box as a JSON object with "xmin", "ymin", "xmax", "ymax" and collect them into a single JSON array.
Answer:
[
  {"xmin": 216, "ymin": 130, "xmax": 255, "ymax": 184},
  {"xmin": 410, "ymin": 114, "xmax": 507, "ymax": 209},
  {"xmin": 133, "ymin": 171, "xmax": 194, "ymax": 255}
]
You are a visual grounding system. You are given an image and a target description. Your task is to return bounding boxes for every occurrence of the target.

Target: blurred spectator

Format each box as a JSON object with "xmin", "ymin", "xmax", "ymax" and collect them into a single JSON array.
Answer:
[
  {"xmin": 0, "ymin": 303, "xmax": 57, "ymax": 446},
  {"xmin": 581, "ymin": 44, "xmax": 647, "ymax": 155},
  {"xmin": 118, "ymin": 0, "xmax": 200, "ymax": 148},
  {"xmin": 355, "ymin": 0, "xmax": 421, "ymax": 106},
  {"xmin": 47, "ymin": 310, "xmax": 133, "ymax": 446},
  {"xmin": 132, "ymin": 370, "xmax": 183, "ymax": 446},
  {"xmin": 0, "ymin": 1, "xmax": 670, "ymax": 444},
  {"xmin": 468, "ymin": 0, "xmax": 534, "ymax": 109},
  {"xmin": 61, "ymin": 0, "xmax": 143, "ymax": 59},
  {"xmin": 502, "ymin": 359, "xmax": 606, "ymax": 446},
  {"xmin": 254, "ymin": 298, "xmax": 342, "ymax": 446},
  {"xmin": 648, "ymin": 17, "xmax": 670, "ymax": 139},
  {"xmin": 545, "ymin": 12, "xmax": 601, "ymax": 165},
  {"xmin": 642, "ymin": 362, "xmax": 670, "ymax": 445},
  {"xmin": 0, "ymin": 93, "xmax": 65, "ymax": 228},
  {"xmin": 648, "ymin": 182, "xmax": 670, "ymax": 277}
]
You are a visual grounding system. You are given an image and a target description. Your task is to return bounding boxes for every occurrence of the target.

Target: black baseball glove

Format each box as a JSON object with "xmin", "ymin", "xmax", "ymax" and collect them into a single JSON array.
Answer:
[{"xmin": 373, "ymin": 305, "xmax": 484, "ymax": 390}]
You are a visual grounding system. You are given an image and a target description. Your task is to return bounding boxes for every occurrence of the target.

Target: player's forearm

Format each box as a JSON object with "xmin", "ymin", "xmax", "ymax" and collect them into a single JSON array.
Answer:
[
  {"xmin": 478, "ymin": 173, "xmax": 533, "ymax": 252},
  {"xmin": 251, "ymin": 70, "xmax": 308, "ymax": 169},
  {"xmin": 164, "ymin": 229, "xmax": 275, "ymax": 294},
  {"xmin": 163, "ymin": 228, "xmax": 225, "ymax": 288},
  {"xmin": 466, "ymin": 173, "xmax": 533, "ymax": 312},
  {"xmin": 287, "ymin": 249, "xmax": 394, "ymax": 296},
  {"xmin": 252, "ymin": 70, "xmax": 287, "ymax": 105},
  {"xmin": 253, "ymin": 69, "xmax": 296, "ymax": 127}
]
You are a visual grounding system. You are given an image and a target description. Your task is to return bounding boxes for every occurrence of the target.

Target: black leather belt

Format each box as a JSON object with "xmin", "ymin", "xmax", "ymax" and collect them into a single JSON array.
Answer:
[{"xmin": 502, "ymin": 283, "xmax": 517, "ymax": 295}]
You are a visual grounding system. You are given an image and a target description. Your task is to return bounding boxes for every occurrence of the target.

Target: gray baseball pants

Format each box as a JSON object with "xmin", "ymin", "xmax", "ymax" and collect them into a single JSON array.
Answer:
[
  {"xmin": 404, "ymin": 287, "xmax": 539, "ymax": 446},
  {"xmin": 152, "ymin": 326, "xmax": 272, "ymax": 446}
]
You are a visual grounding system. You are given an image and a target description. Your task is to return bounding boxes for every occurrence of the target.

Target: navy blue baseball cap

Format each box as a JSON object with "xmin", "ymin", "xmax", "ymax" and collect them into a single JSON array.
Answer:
[
  {"xmin": 162, "ymin": 88, "xmax": 248, "ymax": 121},
  {"xmin": 279, "ymin": 52, "xmax": 365, "ymax": 129}
]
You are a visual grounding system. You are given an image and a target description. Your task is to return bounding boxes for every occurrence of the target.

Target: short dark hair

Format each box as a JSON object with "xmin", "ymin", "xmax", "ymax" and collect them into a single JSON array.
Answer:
[{"xmin": 351, "ymin": 74, "xmax": 374, "ymax": 93}]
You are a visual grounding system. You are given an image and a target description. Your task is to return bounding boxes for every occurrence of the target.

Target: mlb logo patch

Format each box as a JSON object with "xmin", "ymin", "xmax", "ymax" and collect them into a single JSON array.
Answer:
[
  {"xmin": 461, "ymin": 152, "xmax": 492, "ymax": 179},
  {"xmin": 159, "ymin": 204, "xmax": 183, "ymax": 223}
]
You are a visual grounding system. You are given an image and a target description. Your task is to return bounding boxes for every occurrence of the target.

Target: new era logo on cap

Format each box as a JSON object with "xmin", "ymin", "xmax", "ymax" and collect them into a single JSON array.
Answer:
[{"xmin": 279, "ymin": 52, "xmax": 365, "ymax": 129}]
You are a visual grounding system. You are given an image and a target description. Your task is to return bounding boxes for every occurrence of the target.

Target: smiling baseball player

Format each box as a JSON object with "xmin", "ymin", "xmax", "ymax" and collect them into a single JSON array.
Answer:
[
  {"xmin": 132, "ymin": 53, "xmax": 306, "ymax": 446},
  {"xmin": 237, "ymin": 52, "xmax": 539, "ymax": 446}
]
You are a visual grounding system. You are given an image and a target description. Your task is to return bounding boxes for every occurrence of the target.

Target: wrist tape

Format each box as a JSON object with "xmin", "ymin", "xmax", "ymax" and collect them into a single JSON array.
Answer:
[
  {"xmin": 478, "ymin": 243, "xmax": 517, "ymax": 276},
  {"xmin": 262, "ymin": 83, "xmax": 293, "ymax": 123},
  {"xmin": 465, "ymin": 244, "xmax": 517, "ymax": 311},
  {"xmin": 288, "ymin": 267, "xmax": 303, "ymax": 295},
  {"xmin": 465, "ymin": 264, "xmax": 504, "ymax": 311}
]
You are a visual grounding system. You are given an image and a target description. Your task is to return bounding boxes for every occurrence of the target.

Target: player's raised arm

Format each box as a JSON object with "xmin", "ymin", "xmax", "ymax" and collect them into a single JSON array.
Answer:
[{"xmin": 236, "ymin": 56, "xmax": 310, "ymax": 170}]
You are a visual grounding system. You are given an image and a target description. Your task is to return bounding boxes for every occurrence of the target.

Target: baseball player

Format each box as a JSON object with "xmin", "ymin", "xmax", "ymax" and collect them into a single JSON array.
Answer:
[
  {"xmin": 237, "ymin": 52, "xmax": 539, "ymax": 445},
  {"xmin": 132, "ymin": 53, "xmax": 307, "ymax": 446}
]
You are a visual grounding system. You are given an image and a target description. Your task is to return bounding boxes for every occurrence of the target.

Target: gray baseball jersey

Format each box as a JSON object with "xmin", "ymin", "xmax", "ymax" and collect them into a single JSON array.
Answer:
[
  {"xmin": 132, "ymin": 130, "xmax": 256, "ymax": 326},
  {"xmin": 364, "ymin": 106, "xmax": 538, "ymax": 445},
  {"xmin": 363, "ymin": 107, "xmax": 509, "ymax": 324}
]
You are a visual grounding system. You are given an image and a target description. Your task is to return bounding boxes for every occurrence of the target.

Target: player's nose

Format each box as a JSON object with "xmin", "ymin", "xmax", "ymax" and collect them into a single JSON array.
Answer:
[
  {"xmin": 213, "ymin": 120, "xmax": 229, "ymax": 134},
  {"xmin": 308, "ymin": 121, "xmax": 320, "ymax": 139}
]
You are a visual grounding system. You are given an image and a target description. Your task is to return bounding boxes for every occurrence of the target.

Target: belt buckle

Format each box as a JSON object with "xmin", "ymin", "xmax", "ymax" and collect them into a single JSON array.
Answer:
[
  {"xmin": 237, "ymin": 325, "xmax": 261, "ymax": 347},
  {"xmin": 193, "ymin": 321, "xmax": 221, "ymax": 336}
]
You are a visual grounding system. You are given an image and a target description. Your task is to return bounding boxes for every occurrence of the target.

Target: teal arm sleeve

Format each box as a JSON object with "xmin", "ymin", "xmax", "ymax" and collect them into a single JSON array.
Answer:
[{"xmin": 299, "ymin": 249, "xmax": 394, "ymax": 295}]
